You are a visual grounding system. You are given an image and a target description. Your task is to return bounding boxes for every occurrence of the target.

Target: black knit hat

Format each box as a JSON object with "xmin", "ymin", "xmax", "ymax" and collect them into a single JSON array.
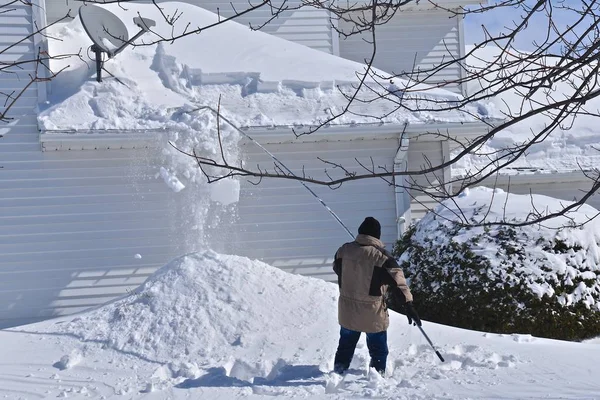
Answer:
[{"xmin": 358, "ymin": 217, "xmax": 381, "ymax": 239}]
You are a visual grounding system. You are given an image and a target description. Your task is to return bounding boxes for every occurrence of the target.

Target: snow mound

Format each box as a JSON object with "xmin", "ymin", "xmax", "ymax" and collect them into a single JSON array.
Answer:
[{"xmin": 49, "ymin": 250, "xmax": 338, "ymax": 366}]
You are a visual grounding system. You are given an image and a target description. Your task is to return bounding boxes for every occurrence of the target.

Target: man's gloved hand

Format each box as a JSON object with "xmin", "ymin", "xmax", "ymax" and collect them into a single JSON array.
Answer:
[{"xmin": 405, "ymin": 302, "xmax": 421, "ymax": 327}]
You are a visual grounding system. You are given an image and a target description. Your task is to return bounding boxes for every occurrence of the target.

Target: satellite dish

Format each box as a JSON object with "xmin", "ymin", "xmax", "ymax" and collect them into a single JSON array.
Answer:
[
  {"xmin": 79, "ymin": 5, "xmax": 129, "ymax": 54},
  {"xmin": 79, "ymin": 5, "xmax": 156, "ymax": 82}
]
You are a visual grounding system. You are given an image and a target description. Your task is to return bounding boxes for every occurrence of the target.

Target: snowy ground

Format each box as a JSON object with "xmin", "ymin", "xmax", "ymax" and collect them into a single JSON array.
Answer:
[{"xmin": 1, "ymin": 249, "xmax": 600, "ymax": 400}]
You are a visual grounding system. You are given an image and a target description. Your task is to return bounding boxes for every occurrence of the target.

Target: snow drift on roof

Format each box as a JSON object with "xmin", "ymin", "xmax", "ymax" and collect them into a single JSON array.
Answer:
[{"xmin": 39, "ymin": 2, "xmax": 486, "ymax": 131}]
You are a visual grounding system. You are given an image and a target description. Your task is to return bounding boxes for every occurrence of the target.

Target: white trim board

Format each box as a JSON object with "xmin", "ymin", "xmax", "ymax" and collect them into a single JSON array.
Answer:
[{"xmin": 39, "ymin": 121, "xmax": 490, "ymax": 151}]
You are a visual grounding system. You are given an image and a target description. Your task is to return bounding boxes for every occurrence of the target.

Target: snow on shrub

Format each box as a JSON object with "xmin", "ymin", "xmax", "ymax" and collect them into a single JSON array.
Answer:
[{"xmin": 393, "ymin": 187, "xmax": 600, "ymax": 341}]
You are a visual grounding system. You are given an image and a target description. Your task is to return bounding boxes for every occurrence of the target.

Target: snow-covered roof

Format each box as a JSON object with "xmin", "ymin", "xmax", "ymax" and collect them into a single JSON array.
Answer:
[
  {"xmin": 39, "ymin": 2, "xmax": 485, "ymax": 133},
  {"xmin": 452, "ymin": 45, "xmax": 600, "ymax": 175}
]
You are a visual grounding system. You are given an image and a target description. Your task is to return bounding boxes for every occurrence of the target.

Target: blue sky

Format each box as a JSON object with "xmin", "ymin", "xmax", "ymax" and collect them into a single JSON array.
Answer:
[{"xmin": 463, "ymin": 0, "xmax": 587, "ymax": 51}]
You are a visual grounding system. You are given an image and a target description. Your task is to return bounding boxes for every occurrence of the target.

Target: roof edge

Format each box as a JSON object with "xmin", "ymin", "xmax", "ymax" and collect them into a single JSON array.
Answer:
[{"xmin": 39, "ymin": 121, "xmax": 491, "ymax": 151}]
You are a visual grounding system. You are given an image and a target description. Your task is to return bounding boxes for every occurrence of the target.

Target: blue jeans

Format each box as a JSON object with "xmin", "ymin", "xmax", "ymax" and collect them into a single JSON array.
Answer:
[{"xmin": 333, "ymin": 326, "xmax": 388, "ymax": 374}]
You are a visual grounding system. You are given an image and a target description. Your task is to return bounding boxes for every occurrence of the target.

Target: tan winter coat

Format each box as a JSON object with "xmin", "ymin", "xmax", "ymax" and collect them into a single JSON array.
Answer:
[{"xmin": 333, "ymin": 234, "xmax": 413, "ymax": 333}]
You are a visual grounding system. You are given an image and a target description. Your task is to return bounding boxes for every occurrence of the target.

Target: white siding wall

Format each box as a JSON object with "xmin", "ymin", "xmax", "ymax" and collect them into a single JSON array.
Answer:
[
  {"xmin": 0, "ymin": 2, "xmax": 189, "ymax": 329},
  {"xmin": 0, "ymin": 1, "xmax": 38, "ymax": 130},
  {"xmin": 0, "ymin": 144, "xmax": 190, "ymax": 328},
  {"xmin": 338, "ymin": 9, "xmax": 464, "ymax": 93},
  {"xmin": 229, "ymin": 136, "xmax": 399, "ymax": 282},
  {"xmin": 2, "ymin": 131, "xmax": 403, "ymax": 327},
  {"xmin": 407, "ymin": 140, "xmax": 448, "ymax": 221},
  {"xmin": 44, "ymin": 0, "xmax": 333, "ymax": 53}
]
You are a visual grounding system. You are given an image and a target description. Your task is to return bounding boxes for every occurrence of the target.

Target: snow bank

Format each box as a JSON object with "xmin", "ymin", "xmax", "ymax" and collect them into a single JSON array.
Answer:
[
  {"xmin": 49, "ymin": 250, "xmax": 338, "ymax": 371},
  {"xmin": 40, "ymin": 2, "xmax": 485, "ymax": 131}
]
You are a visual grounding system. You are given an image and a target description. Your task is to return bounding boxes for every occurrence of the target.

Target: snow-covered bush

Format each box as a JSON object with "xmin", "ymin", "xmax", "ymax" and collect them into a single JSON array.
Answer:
[{"xmin": 393, "ymin": 187, "xmax": 600, "ymax": 341}]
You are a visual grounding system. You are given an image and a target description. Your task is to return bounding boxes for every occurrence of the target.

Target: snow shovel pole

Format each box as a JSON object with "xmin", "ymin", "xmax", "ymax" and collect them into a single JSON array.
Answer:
[{"xmin": 416, "ymin": 325, "xmax": 445, "ymax": 362}]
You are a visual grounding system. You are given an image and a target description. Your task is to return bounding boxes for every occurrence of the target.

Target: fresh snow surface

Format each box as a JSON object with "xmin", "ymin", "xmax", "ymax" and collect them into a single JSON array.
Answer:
[
  {"xmin": 453, "ymin": 45, "xmax": 600, "ymax": 176},
  {"xmin": 406, "ymin": 187, "xmax": 600, "ymax": 308},
  {"xmin": 2, "ymin": 247, "xmax": 600, "ymax": 399},
  {"xmin": 39, "ymin": 2, "xmax": 484, "ymax": 131}
]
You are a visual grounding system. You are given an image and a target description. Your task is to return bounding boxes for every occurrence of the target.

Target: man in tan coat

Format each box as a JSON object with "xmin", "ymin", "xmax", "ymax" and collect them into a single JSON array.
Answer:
[{"xmin": 332, "ymin": 217, "xmax": 420, "ymax": 375}]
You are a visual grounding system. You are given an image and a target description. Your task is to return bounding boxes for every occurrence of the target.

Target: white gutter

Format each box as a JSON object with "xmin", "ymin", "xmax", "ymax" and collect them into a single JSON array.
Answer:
[
  {"xmin": 393, "ymin": 137, "xmax": 411, "ymax": 238},
  {"xmin": 40, "ymin": 131, "xmax": 164, "ymax": 151},
  {"xmin": 39, "ymin": 120, "xmax": 490, "ymax": 151},
  {"xmin": 474, "ymin": 170, "xmax": 596, "ymax": 186}
]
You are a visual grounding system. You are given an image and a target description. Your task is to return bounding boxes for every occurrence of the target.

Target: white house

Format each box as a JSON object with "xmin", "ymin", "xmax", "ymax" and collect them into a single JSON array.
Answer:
[{"xmin": 1, "ymin": 0, "xmax": 485, "ymax": 328}]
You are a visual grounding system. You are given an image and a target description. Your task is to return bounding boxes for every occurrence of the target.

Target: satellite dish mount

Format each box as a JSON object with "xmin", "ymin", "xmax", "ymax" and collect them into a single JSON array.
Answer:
[{"xmin": 79, "ymin": 5, "xmax": 156, "ymax": 82}]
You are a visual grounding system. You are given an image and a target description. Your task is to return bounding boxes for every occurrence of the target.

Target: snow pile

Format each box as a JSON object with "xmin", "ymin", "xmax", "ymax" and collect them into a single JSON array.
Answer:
[
  {"xmin": 39, "ymin": 2, "xmax": 486, "ymax": 131},
  {"xmin": 397, "ymin": 187, "xmax": 600, "ymax": 339},
  {"xmin": 453, "ymin": 45, "xmax": 600, "ymax": 175},
  {"xmin": 49, "ymin": 250, "xmax": 338, "ymax": 375}
]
